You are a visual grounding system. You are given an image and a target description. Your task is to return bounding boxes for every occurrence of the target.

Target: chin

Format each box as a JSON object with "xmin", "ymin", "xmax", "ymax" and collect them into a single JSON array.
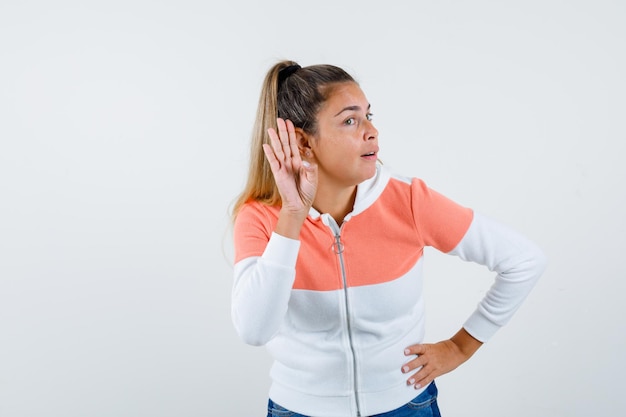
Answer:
[
  {"xmin": 356, "ymin": 169, "xmax": 377, "ymax": 184},
  {"xmin": 364, "ymin": 165, "xmax": 378, "ymax": 178}
]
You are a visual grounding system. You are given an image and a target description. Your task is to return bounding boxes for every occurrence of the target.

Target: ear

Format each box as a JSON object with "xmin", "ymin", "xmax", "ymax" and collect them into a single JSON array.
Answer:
[{"xmin": 295, "ymin": 127, "xmax": 313, "ymax": 157}]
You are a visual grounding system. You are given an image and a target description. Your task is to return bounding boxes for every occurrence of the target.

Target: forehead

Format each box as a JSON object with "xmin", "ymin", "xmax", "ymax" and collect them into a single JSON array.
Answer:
[{"xmin": 322, "ymin": 82, "xmax": 368, "ymax": 111}]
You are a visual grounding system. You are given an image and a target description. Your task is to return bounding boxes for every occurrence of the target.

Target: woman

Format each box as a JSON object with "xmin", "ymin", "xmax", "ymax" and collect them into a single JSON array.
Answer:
[{"xmin": 231, "ymin": 60, "xmax": 546, "ymax": 417}]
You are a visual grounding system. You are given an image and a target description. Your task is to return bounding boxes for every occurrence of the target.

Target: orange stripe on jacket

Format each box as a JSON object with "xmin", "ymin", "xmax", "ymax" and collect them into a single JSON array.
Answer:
[{"xmin": 233, "ymin": 177, "xmax": 473, "ymax": 292}]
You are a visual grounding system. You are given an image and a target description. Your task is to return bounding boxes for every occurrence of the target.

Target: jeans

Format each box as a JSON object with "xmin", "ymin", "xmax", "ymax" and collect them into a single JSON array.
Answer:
[{"xmin": 267, "ymin": 381, "xmax": 441, "ymax": 417}]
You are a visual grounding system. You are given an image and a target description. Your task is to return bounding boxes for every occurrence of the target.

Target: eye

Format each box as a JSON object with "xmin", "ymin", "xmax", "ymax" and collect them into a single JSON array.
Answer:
[
  {"xmin": 366, "ymin": 113, "xmax": 374, "ymax": 121},
  {"xmin": 345, "ymin": 118, "xmax": 355, "ymax": 125}
]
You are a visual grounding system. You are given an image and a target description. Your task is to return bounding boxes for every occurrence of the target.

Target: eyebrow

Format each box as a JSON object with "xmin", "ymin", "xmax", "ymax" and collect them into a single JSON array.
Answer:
[{"xmin": 334, "ymin": 103, "xmax": 371, "ymax": 117}]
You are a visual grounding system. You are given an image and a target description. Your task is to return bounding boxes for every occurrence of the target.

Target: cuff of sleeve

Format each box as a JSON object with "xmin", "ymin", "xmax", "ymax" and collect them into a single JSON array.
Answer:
[
  {"xmin": 262, "ymin": 232, "xmax": 301, "ymax": 267},
  {"xmin": 463, "ymin": 310, "xmax": 503, "ymax": 343}
]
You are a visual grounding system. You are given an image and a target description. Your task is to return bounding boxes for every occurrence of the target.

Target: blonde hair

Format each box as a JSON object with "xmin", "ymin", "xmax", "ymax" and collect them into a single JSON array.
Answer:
[{"xmin": 231, "ymin": 60, "xmax": 356, "ymax": 220}]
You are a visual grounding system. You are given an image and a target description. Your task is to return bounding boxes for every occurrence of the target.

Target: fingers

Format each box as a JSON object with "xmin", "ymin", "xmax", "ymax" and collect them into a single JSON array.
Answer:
[
  {"xmin": 263, "ymin": 119, "xmax": 291, "ymax": 166},
  {"xmin": 402, "ymin": 345, "xmax": 428, "ymax": 373},
  {"xmin": 276, "ymin": 118, "xmax": 290, "ymax": 155},
  {"xmin": 285, "ymin": 119, "xmax": 302, "ymax": 165},
  {"xmin": 404, "ymin": 344, "xmax": 427, "ymax": 356},
  {"xmin": 262, "ymin": 143, "xmax": 281, "ymax": 173},
  {"xmin": 402, "ymin": 341, "xmax": 466, "ymax": 390},
  {"xmin": 402, "ymin": 344, "xmax": 435, "ymax": 389},
  {"xmin": 407, "ymin": 370, "xmax": 434, "ymax": 390},
  {"xmin": 266, "ymin": 118, "xmax": 300, "ymax": 171}
]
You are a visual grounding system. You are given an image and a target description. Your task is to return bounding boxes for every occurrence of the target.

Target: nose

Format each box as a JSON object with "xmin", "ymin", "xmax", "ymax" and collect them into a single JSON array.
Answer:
[{"xmin": 364, "ymin": 119, "xmax": 378, "ymax": 141}]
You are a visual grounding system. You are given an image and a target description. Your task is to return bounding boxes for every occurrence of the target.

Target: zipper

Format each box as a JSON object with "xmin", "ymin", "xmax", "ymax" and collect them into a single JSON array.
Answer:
[{"xmin": 330, "ymin": 219, "xmax": 362, "ymax": 417}]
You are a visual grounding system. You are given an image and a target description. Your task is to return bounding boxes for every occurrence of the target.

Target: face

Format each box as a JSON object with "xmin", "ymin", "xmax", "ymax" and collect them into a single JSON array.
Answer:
[{"xmin": 302, "ymin": 82, "xmax": 379, "ymax": 189}]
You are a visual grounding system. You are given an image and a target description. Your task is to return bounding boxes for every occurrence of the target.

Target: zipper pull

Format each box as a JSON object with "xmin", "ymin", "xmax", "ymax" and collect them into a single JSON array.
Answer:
[{"xmin": 332, "ymin": 234, "xmax": 344, "ymax": 254}]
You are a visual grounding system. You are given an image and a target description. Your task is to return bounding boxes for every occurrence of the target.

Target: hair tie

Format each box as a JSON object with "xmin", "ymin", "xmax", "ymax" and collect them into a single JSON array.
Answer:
[{"xmin": 278, "ymin": 64, "xmax": 301, "ymax": 87}]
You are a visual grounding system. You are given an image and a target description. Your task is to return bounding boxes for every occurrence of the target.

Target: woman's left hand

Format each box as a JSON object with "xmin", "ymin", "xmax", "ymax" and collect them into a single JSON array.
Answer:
[{"xmin": 402, "ymin": 328, "xmax": 483, "ymax": 389}]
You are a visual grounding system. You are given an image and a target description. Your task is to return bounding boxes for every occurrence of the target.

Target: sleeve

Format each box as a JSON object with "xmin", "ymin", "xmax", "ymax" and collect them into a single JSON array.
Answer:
[
  {"xmin": 449, "ymin": 211, "xmax": 548, "ymax": 342},
  {"xmin": 231, "ymin": 204, "xmax": 300, "ymax": 346},
  {"xmin": 410, "ymin": 178, "xmax": 474, "ymax": 252},
  {"xmin": 410, "ymin": 178, "xmax": 547, "ymax": 342}
]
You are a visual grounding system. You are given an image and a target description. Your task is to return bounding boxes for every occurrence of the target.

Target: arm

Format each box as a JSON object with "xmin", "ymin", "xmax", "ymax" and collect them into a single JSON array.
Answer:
[
  {"xmin": 231, "ymin": 118, "xmax": 317, "ymax": 346},
  {"xmin": 403, "ymin": 212, "xmax": 547, "ymax": 388},
  {"xmin": 232, "ymin": 231, "xmax": 300, "ymax": 346},
  {"xmin": 452, "ymin": 212, "xmax": 548, "ymax": 341}
]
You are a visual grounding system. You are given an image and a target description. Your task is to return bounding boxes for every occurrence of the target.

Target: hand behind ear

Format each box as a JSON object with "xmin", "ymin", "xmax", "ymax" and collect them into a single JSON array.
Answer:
[{"xmin": 264, "ymin": 118, "xmax": 318, "ymax": 215}]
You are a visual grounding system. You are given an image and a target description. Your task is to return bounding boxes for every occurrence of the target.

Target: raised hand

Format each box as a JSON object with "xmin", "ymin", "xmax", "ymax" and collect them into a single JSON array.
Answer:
[{"xmin": 263, "ymin": 118, "xmax": 318, "ymax": 237}]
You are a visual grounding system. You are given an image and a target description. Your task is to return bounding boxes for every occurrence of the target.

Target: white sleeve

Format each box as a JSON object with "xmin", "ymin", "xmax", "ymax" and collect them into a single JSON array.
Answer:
[
  {"xmin": 231, "ymin": 232, "xmax": 300, "ymax": 346},
  {"xmin": 449, "ymin": 212, "xmax": 548, "ymax": 342}
]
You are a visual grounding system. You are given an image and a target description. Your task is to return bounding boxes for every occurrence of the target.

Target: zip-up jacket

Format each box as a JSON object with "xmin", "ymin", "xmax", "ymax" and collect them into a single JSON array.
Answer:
[{"xmin": 232, "ymin": 165, "xmax": 547, "ymax": 417}]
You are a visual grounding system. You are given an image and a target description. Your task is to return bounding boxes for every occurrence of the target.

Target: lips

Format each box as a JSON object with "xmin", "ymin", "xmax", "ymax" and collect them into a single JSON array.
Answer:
[{"xmin": 361, "ymin": 148, "xmax": 379, "ymax": 157}]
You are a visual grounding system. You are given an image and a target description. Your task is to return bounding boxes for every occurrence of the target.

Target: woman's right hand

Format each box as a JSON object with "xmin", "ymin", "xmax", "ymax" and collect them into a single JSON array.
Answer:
[{"xmin": 263, "ymin": 118, "xmax": 318, "ymax": 236}]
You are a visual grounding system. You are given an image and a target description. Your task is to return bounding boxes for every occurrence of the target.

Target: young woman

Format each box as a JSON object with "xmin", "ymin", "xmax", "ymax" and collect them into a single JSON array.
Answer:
[{"xmin": 231, "ymin": 60, "xmax": 547, "ymax": 417}]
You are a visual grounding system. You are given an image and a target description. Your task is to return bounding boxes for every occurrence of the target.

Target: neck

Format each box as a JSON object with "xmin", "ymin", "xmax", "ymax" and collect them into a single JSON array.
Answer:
[{"xmin": 313, "ymin": 183, "xmax": 357, "ymax": 225}]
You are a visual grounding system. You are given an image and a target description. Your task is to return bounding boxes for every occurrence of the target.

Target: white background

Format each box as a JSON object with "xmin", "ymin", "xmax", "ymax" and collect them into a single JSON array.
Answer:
[{"xmin": 1, "ymin": 1, "xmax": 624, "ymax": 416}]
